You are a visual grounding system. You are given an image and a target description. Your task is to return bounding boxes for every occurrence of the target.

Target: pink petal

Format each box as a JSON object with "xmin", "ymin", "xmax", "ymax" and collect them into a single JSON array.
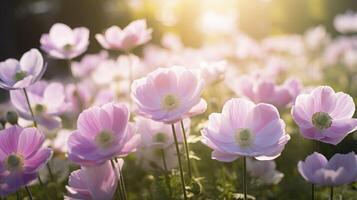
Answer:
[
  {"xmin": 311, "ymin": 86, "xmax": 336, "ymax": 113},
  {"xmin": 17, "ymin": 127, "xmax": 45, "ymax": 158},
  {"xmin": 330, "ymin": 92, "xmax": 355, "ymax": 119},
  {"xmin": 24, "ymin": 148, "xmax": 53, "ymax": 173},
  {"xmin": 19, "ymin": 49, "xmax": 43, "ymax": 77},
  {"xmin": 0, "ymin": 126, "xmax": 22, "ymax": 155},
  {"xmin": 247, "ymin": 103, "xmax": 280, "ymax": 133},
  {"xmin": 212, "ymin": 150, "xmax": 239, "ymax": 162},
  {"xmin": 49, "ymin": 23, "xmax": 75, "ymax": 47}
]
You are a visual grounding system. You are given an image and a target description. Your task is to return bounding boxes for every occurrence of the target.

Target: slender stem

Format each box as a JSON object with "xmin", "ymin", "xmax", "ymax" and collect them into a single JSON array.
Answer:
[
  {"xmin": 330, "ymin": 187, "xmax": 333, "ymax": 200},
  {"xmin": 171, "ymin": 124, "xmax": 188, "ymax": 200},
  {"xmin": 160, "ymin": 148, "xmax": 172, "ymax": 197},
  {"xmin": 37, "ymin": 176, "xmax": 44, "ymax": 185},
  {"xmin": 46, "ymin": 163, "xmax": 55, "ymax": 182},
  {"xmin": 38, "ymin": 176, "xmax": 53, "ymax": 199},
  {"xmin": 311, "ymin": 184, "xmax": 315, "ymax": 200},
  {"xmin": 111, "ymin": 159, "xmax": 123, "ymax": 200},
  {"xmin": 16, "ymin": 191, "xmax": 20, "ymax": 200},
  {"xmin": 118, "ymin": 164, "xmax": 128, "ymax": 200},
  {"xmin": 180, "ymin": 120, "xmax": 192, "ymax": 181},
  {"xmin": 243, "ymin": 156, "xmax": 247, "ymax": 200},
  {"xmin": 25, "ymin": 186, "xmax": 33, "ymax": 200},
  {"xmin": 23, "ymin": 89, "xmax": 37, "ymax": 127}
]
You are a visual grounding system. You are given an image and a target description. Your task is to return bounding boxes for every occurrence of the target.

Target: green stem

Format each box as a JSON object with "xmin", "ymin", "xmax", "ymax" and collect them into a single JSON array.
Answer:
[
  {"xmin": 171, "ymin": 124, "xmax": 188, "ymax": 200},
  {"xmin": 243, "ymin": 156, "xmax": 247, "ymax": 200},
  {"xmin": 38, "ymin": 176, "xmax": 53, "ymax": 199},
  {"xmin": 23, "ymin": 89, "xmax": 37, "ymax": 127},
  {"xmin": 180, "ymin": 120, "xmax": 192, "ymax": 181},
  {"xmin": 111, "ymin": 159, "xmax": 123, "ymax": 200},
  {"xmin": 118, "ymin": 163, "xmax": 128, "ymax": 200},
  {"xmin": 160, "ymin": 148, "xmax": 172, "ymax": 197},
  {"xmin": 25, "ymin": 186, "xmax": 33, "ymax": 200},
  {"xmin": 312, "ymin": 184, "xmax": 315, "ymax": 200},
  {"xmin": 330, "ymin": 187, "xmax": 333, "ymax": 200},
  {"xmin": 46, "ymin": 163, "xmax": 55, "ymax": 182},
  {"xmin": 16, "ymin": 191, "xmax": 20, "ymax": 200}
]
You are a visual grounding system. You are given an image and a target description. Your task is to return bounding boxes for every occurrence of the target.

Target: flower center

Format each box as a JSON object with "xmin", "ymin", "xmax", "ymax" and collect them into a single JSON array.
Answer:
[
  {"xmin": 63, "ymin": 44, "xmax": 73, "ymax": 51},
  {"xmin": 14, "ymin": 71, "xmax": 28, "ymax": 81},
  {"xmin": 95, "ymin": 131, "xmax": 114, "ymax": 149},
  {"xmin": 154, "ymin": 132, "xmax": 168, "ymax": 143},
  {"xmin": 235, "ymin": 128, "xmax": 254, "ymax": 147},
  {"xmin": 5, "ymin": 154, "xmax": 24, "ymax": 171},
  {"xmin": 312, "ymin": 112, "xmax": 332, "ymax": 130},
  {"xmin": 33, "ymin": 104, "xmax": 46, "ymax": 115},
  {"xmin": 162, "ymin": 94, "xmax": 180, "ymax": 111}
]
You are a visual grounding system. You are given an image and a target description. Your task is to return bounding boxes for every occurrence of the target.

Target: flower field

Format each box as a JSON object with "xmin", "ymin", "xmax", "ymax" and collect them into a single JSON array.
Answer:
[{"xmin": 0, "ymin": 0, "xmax": 357, "ymax": 199}]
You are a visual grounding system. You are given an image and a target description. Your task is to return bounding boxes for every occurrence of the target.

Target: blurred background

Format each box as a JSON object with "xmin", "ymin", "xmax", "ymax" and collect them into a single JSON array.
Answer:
[{"xmin": 1, "ymin": 0, "xmax": 357, "ymax": 59}]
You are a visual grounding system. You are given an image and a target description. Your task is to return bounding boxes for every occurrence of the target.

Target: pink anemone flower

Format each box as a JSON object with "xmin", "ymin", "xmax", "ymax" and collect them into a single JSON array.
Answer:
[
  {"xmin": 0, "ymin": 49, "xmax": 46, "ymax": 90},
  {"xmin": 298, "ymin": 152, "xmax": 357, "ymax": 186},
  {"xmin": 131, "ymin": 66, "xmax": 207, "ymax": 124},
  {"xmin": 292, "ymin": 86, "xmax": 357, "ymax": 145},
  {"xmin": 201, "ymin": 98, "xmax": 290, "ymax": 162},
  {"xmin": 0, "ymin": 126, "xmax": 53, "ymax": 196},
  {"xmin": 40, "ymin": 23, "xmax": 89, "ymax": 59},
  {"xmin": 10, "ymin": 81, "xmax": 69, "ymax": 130},
  {"xmin": 67, "ymin": 102, "xmax": 140, "ymax": 166},
  {"xmin": 65, "ymin": 159, "xmax": 123, "ymax": 200},
  {"xmin": 96, "ymin": 19, "xmax": 152, "ymax": 51}
]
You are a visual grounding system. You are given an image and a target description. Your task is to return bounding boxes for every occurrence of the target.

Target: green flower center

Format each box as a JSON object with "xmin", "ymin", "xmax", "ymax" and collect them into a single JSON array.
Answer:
[
  {"xmin": 14, "ymin": 71, "xmax": 28, "ymax": 81},
  {"xmin": 235, "ymin": 128, "xmax": 254, "ymax": 147},
  {"xmin": 154, "ymin": 132, "xmax": 167, "ymax": 143},
  {"xmin": 63, "ymin": 44, "xmax": 73, "ymax": 51},
  {"xmin": 312, "ymin": 112, "xmax": 332, "ymax": 130},
  {"xmin": 95, "ymin": 131, "xmax": 114, "ymax": 149},
  {"xmin": 162, "ymin": 94, "xmax": 180, "ymax": 111},
  {"xmin": 5, "ymin": 154, "xmax": 24, "ymax": 171},
  {"xmin": 33, "ymin": 104, "xmax": 46, "ymax": 115}
]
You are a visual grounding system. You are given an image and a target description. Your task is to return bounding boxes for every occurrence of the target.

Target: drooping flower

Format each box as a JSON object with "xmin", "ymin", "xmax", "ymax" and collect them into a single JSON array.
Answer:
[
  {"xmin": 131, "ymin": 66, "xmax": 207, "ymax": 124},
  {"xmin": 201, "ymin": 98, "xmax": 290, "ymax": 162},
  {"xmin": 135, "ymin": 116, "xmax": 190, "ymax": 149},
  {"xmin": 96, "ymin": 19, "xmax": 152, "ymax": 51},
  {"xmin": 292, "ymin": 86, "xmax": 357, "ymax": 145},
  {"xmin": 67, "ymin": 102, "xmax": 140, "ymax": 166},
  {"xmin": 0, "ymin": 126, "xmax": 53, "ymax": 196},
  {"xmin": 246, "ymin": 158, "xmax": 284, "ymax": 185},
  {"xmin": 65, "ymin": 160, "xmax": 123, "ymax": 200},
  {"xmin": 40, "ymin": 23, "xmax": 89, "ymax": 59},
  {"xmin": 298, "ymin": 152, "xmax": 357, "ymax": 186},
  {"xmin": 10, "ymin": 81, "xmax": 70, "ymax": 130},
  {"xmin": 0, "ymin": 49, "xmax": 46, "ymax": 90}
]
